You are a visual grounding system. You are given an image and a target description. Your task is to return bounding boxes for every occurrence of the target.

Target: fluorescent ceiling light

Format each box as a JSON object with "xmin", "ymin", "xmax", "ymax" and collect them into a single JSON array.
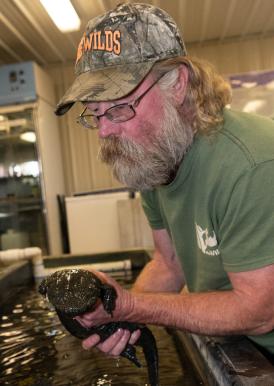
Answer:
[
  {"xmin": 20, "ymin": 131, "xmax": 36, "ymax": 143},
  {"xmin": 40, "ymin": 0, "xmax": 80, "ymax": 32}
]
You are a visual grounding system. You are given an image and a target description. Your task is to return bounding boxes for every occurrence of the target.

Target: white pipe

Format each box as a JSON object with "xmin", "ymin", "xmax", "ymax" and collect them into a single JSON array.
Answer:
[
  {"xmin": 0, "ymin": 247, "xmax": 42, "ymax": 263},
  {"xmin": 0, "ymin": 249, "xmax": 133, "ymax": 280},
  {"xmin": 43, "ymin": 259, "xmax": 132, "ymax": 276},
  {"xmin": 0, "ymin": 247, "xmax": 45, "ymax": 278}
]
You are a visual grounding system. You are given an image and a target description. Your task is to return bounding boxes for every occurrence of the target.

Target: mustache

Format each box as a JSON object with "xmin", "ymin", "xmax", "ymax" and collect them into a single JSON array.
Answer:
[
  {"xmin": 99, "ymin": 136, "xmax": 144, "ymax": 163},
  {"xmin": 99, "ymin": 136, "xmax": 123, "ymax": 160}
]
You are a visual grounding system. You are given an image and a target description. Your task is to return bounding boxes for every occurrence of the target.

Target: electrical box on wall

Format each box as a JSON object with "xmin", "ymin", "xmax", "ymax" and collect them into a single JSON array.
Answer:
[
  {"xmin": 0, "ymin": 62, "xmax": 36, "ymax": 106},
  {"xmin": 0, "ymin": 61, "xmax": 55, "ymax": 106}
]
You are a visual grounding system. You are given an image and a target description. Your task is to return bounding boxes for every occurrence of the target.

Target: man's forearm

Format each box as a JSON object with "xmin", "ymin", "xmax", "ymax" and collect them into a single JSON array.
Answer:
[{"xmin": 127, "ymin": 290, "xmax": 270, "ymax": 336}]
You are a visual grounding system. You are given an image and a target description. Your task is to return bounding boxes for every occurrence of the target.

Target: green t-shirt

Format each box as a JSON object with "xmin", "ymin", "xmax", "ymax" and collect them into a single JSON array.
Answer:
[{"xmin": 141, "ymin": 108, "xmax": 274, "ymax": 353}]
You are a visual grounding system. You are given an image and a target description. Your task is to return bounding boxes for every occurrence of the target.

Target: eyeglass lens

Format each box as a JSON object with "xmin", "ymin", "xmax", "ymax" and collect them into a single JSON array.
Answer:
[
  {"xmin": 106, "ymin": 105, "xmax": 135, "ymax": 122},
  {"xmin": 79, "ymin": 115, "xmax": 98, "ymax": 128},
  {"xmin": 80, "ymin": 105, "xmax": 136, "ymax": 128}
]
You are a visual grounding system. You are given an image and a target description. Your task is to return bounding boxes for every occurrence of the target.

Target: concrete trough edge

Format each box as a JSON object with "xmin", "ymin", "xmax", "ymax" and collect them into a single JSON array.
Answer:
[{"xmin": 173, "ymin": 330, "xmax": 274, "ymax": 386}]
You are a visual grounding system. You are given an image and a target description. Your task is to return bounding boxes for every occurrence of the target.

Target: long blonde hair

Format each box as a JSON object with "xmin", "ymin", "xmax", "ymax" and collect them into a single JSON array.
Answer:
[{"xmin": 152, "ymin": 56, "xmax": 232, "ymax": 135}]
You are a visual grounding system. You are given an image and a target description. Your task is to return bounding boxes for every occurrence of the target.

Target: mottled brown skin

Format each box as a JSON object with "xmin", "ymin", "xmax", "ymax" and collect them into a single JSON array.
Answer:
[{"xmin": 39, "ymin": 269, "xmax": 159, "ymax": 386}]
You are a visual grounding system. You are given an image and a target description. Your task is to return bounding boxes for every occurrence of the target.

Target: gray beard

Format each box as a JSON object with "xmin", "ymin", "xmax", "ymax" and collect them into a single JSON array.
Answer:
[{"xmin": 98, "ymin": 101, "xmax": 194, "ymax": 191}]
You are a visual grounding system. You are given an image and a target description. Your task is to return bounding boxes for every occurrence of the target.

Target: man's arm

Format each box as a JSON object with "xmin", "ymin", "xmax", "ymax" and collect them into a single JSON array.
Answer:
[
  {"xmin": 80, "ymin": 228, "xmax": 274, "ymax": 353},
  {"xmin": 128, "ymin": 264, "xmax": 274, "ymax": 335},
  {"xmin": 132, "ymin": 228, "xmax": 185, "ymax": 293},
  {"xmin": 127, "ymin": 229, "xmax": 274, "ymax": 336}
]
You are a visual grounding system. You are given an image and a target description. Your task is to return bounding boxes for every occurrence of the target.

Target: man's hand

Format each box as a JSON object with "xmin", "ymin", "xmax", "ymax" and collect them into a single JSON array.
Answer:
[
  {"xmin": 82, "ymin": 328, "xmax": 141, "ymax": 355},
  {"xmin": 76, "ymin": 271, "xmax": 134, "ymax": 325},
  {"xmin": 75, "ymin": 271, "xmax": 140, "ymax": 356}
]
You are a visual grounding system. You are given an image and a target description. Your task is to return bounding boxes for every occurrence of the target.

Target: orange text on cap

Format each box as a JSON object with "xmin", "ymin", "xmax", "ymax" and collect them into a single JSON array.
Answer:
[{"xmin": 76, "ymin": 30, "xmax": 121, "ymax": 64}]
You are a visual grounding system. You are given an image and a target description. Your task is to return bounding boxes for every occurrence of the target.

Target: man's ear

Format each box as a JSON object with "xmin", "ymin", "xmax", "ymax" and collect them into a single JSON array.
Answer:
[{"xmin": 172, "ymin": 64, "xmax": 188, "ymax": 104}]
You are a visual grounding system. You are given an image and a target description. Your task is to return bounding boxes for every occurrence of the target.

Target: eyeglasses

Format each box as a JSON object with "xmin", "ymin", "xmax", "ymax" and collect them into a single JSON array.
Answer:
[{"xmin": 76, "ymin": 73, "xmax": 165, "ymax": 129}]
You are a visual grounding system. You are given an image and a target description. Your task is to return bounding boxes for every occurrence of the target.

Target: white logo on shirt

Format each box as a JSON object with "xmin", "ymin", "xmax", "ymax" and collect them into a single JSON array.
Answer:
[{"xmin": 195, "ymin": 223, "xmax": 220, "ymax": 256}]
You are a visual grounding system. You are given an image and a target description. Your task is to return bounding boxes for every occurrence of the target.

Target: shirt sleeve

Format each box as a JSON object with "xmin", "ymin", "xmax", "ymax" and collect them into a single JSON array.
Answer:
[
  {"xmin": 140, "ymin": 190, "xmax": 165, "ymax": 230},
  {"xmin": 218, "ymin": 161, "xmax": 274, "ymax": 272}
]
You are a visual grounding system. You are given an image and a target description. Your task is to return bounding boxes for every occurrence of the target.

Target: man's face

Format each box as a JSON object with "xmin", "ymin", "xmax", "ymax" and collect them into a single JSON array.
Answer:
[
  {"xmin": 86, "ymin": 74, "xmax": 194, "ymax": 190},
  {"xmin": 86, "ymin": 74, "xmax": 163, "ymax": 143}
]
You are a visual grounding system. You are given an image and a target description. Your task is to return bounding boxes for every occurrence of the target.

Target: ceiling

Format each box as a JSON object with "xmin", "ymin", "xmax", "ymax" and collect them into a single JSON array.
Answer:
[{"xmin": 1, "ymin": 0, "xmax": 274, "ymax": 67}]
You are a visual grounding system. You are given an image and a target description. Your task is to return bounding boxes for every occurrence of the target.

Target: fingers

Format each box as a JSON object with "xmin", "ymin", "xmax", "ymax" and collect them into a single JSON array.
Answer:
[
  {"xmin": 82, "ymin": 328, "xmax": 140, "ymax": 357},
  {"xmin": 98, "ymin": 329, "xmax": 131, "ymax": 356},
  {"xmin": 82, "ymin": 329, "xmax": 124, "ymax": 351},
  {"xmin": 129, "ymin": 329, "xmax": 141, "ymax": 345},
  {"xmin": 75, "ymin": 300, "xmax": 112, "ymax": 328},
  {"xmin": 75, "ymin": 315, "xmax": 92, "ymax": 328},
  {"xmin": 82, "ymin": 334, "xmax": 100, "ymax": 349}
]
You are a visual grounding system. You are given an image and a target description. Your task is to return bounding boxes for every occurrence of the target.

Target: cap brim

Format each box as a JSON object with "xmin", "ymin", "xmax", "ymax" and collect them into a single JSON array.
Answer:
[{"xmin": 55, "ymin": 62, "xmax": 154, "ymax": 116}]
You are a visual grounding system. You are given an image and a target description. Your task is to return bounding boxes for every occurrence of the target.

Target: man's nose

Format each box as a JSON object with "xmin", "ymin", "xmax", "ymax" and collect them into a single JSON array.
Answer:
[{"xmin": 97, "ymin": 116, "xmax": 122, "ymax": 138}]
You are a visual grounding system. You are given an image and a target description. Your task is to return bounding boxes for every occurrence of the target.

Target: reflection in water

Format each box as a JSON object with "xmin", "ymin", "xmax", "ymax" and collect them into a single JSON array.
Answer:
[{"xmin": 0, "ymin": 283, "xmax": 203, "ymax": 386}]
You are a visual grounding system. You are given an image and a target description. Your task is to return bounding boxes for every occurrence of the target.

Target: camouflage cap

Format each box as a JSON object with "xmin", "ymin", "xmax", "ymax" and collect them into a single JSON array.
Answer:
[{"xmin": 55, "ymin": 2, "xmax": 186, "ymax": 116}]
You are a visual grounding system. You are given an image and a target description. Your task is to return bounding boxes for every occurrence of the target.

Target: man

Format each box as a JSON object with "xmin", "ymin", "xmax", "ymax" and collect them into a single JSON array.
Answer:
[{"xmin": 56, "ymin": 3, "xmax": 274, "ymax": 359}]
